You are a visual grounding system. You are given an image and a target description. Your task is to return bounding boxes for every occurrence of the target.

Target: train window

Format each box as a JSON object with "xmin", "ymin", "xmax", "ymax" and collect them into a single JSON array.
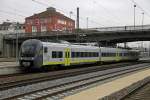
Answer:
[
  {"xmin": 84, "ymin": 52, "xmax": 87, "ymax": 57},
  {"xmin": 103, "ymin": 53, "xmax": 105, "ymax": 57},
  {"xmin": 52, "ymin": 51, "xmax": 63, "ymax": 58},
  {"xmin": 81, "ymin": 52, "xmax": 84, "ymax": 57},
  {"xmin": 52, "ymin": 51, "xmax": 57, "ymax": 58},
  {"xmin": 58, "ymin": 52, "xmax": 63, "ymax": 58},
  {"xmin": 85, "ymin": 52, "xmax": 88, "ymax": 57},
  {"xmin": 76, "ymin": 52, "xmax": 79, "ymax": 57},
  {"xmin": 44, "ymin": 47, "xmax": 48, "ymax": 53},
  {"xmin": 92, "ymin": 52, "xmax": 95, "ymax": 57},
  {"xmin": 87, "ymin": 52, "xmax": 89, "ymax": 57},
  {"xmin": 102, "ymin": 53, "xmax": 104, "ymax": 57},
  {"xmin": 82, "ymin": 52, "xmax": 84, "ymax": 57},
  {"xmin": 96, "ymin": 52, "xmax": 99, "ymax": 57},
  {"xmin": 96, "ymin": 53, "xmax": 99, "ymax": 57},
  {"xmin": 89, "ymin": 52, "xmax": 92, "ymax": 57},
  {"xmin": 74, "ymin": 52, "xmax": 77, "ymax": 57},
  {"xmin": 94, "ymin": 52, "xmax": 96, "ymax": 57},
  {"xmin": 94, "ymin": 53, "xmax": 96, "ymax": 57},
  {"xmin": 71, "ymin": 52, "xmax": 75, "ymax": 58},
  {"xmin": 119, "ymin": 53, "xmax": 122, "ymax": 56},
  {"xmin": 92, "ymin": 52, "xmax": 94, "ymax": 57},
  {"xmin": 103, "ymin": 53, "xmax": 106, "ymax": 57},
  {"xmin": 110, "ymin": 53, "xmax": 112, "ymax": 56},
  {"xmin": 79, "ymin": 52, "xmax": 82, "ymax": 57}
]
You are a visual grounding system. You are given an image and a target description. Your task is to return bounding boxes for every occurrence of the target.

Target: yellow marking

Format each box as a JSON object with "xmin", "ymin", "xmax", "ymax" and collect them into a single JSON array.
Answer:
[
  {"xmin": 43, "ymin": 61, "xmax": 64, "ymax": 66},
  {"xmin": 65, "ymin": 48, "xmax": 70, "ymax": 66},
  {"xmin": 71, "ymin": 59, "xmax": 99, "ymax": 64},
  {"xmin": 43, "ymin": 59, "xmax": 99, "ymax": 66},
  {"xmin": 116, "ymin": 50, "xmax": 120, "ymax": 61},
  {"xmin": 68, "ymin": 49, "xmax": 71, "ymax": 66},
  {"xmin": 101, "ymin": 57, "xmax": 116, "ymax": 61}
]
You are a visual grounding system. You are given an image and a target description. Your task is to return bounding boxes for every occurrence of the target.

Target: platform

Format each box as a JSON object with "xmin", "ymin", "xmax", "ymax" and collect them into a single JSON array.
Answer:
[
  {"xmin": 0, "ymin": 62, "xmax": 20, "ymax": 75},
  {"xmin": 139, "ymin": 57, "xmax": 150, "ymax": 62},
  {"xmin": 63, "ymin": 68, "xmax": 150, "ymax": 100},
  {"xmin": 0, "ymin": 58, "xmax": 16, "ymax": 62}
]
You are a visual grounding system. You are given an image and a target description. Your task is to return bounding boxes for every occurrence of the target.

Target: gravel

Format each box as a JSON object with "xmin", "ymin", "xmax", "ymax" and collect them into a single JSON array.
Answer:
[{"xmin": 0, "ymin": 63, "xmax": 149, "ymax": 99}]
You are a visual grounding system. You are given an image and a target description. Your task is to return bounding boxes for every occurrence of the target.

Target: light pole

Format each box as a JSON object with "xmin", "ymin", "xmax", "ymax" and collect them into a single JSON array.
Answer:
[
  {"xmin": 76, "ymin": 7, "xmax": 79, "ymax": 42},
  {"xmin": 141, "ymin": 12, "xmax": 144, "ymax": 54},
  {"xmin": 16, "ymin": 24, "xmax": 18, "ymax": 62},
  {"xmin": 86, "ymin": 17, "xmax": 89, "ymax": 43},
  {"xmin": 142, "ymin": 12, "xmax": 144, "ymax": 30},
  {"xmin": 86, "ymin": 17, "xmax": 89, "ymax": 29},
  {"xmin": 134, "ymin": 4, "xmax": 136, "ymax": 30},
  {"xmin": 69, "ymin": 11, "xmax": 73, "ymax": 19}
]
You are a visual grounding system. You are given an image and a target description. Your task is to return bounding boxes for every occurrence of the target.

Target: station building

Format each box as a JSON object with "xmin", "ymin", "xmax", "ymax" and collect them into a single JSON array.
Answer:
[
  {"xmin": 0, "ymin": 22, "xmax": 25, "ymax": 57},
  {"xmin": 25, "ymin": 7, "xmax": 75, "ymax": 33}
]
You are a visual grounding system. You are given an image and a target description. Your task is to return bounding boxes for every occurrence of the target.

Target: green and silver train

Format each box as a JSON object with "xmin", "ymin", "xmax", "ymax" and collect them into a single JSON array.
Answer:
[{"xmin": 19, "ymin": 39, "xmax": 139, "ymax": 70}]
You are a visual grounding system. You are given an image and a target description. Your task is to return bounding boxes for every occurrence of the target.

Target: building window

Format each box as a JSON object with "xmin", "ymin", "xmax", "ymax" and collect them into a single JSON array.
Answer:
[
  {"xmin": 32, "ymin": 26, "xmax": 37, "ymax": 32},
  {"xmin": 26, "ymin": 19, "xmax": 33, "ymax": 25},
  {"xmin": 41, "ymin": 25, "xmax": 46, "ymax": 32},
  {"xmin": 57, "ymin": 19, "xmax": 66, "ymax": 25},
  {"xmin": 48, "ymin": 18, "xmax": 51, "ymax": 23},
  {"xmin": 34, "ymin": 19, "xmax": 40, "ymax": 25},
  {"xmin": 40, "ymin": 18, "xmax": 51, "ymax": 24}
]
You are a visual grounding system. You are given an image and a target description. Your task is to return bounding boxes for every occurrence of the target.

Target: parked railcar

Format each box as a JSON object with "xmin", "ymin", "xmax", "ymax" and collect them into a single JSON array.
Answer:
[{"xmin": 19, "ymin": 39, "xmax": 139, "ymax": 70}]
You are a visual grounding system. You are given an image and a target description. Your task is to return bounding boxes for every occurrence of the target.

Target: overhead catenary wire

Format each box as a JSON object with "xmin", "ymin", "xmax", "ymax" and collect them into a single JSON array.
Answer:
[
  {"xmin": 92, "ymin": 0, "xmax": 123, "ymax": 25},
  {"xmin": 0, "ymin": 10, "xmax": 26, "ymax": 17}
]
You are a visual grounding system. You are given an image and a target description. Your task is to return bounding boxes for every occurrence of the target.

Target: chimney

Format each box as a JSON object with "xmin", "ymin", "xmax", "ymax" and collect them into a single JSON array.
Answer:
[
  {"xmin": 47, "ymin": 7, "xmax": 56, "ymax": 12},
  {"xmin": 76, "ymin": 7, "xmax": 79, "ymax": 29}
]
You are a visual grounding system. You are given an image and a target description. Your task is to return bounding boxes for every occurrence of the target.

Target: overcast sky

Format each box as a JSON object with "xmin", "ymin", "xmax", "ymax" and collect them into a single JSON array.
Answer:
[
  {"xmin": 1, "ymin": 0, "xmax": 150, "ymax": 28},
  {"xmin": 1, "ymin": 0, "xmax": 150, "ymax": 47}
]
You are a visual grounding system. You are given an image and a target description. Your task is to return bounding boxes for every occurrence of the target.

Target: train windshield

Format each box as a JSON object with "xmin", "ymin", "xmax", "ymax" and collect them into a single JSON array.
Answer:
[{"xmin": 21, "ymin": 43, "xmax": 38, "ymax": 57}]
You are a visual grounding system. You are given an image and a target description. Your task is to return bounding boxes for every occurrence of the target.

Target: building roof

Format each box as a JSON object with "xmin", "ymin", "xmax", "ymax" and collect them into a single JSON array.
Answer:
[
  {"xmin": 0, "ymin": 22, "xmax": 11, "ymax": 27},
  {"xmin": 26, "ymin": 7, "xmax": 74, "ymax": 22},
  {"xmin": 0, "ymin": 22, "xmax": 25, "ymax": 30}
]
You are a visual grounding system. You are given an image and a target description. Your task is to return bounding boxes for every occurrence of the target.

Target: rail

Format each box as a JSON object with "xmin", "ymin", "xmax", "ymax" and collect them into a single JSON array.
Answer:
[
  {"xmin": 1, "ymin": 63, "xmax": 149, "ymax": 99},
  {"xmin": 87, "ymin": 24, "xmax": 150, "ymax": 32}
]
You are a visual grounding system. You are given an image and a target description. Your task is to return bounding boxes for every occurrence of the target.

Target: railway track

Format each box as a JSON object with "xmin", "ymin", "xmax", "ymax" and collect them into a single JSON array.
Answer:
[
  {"xmin": 0, "ymin": 62, "xmax": 139, "ymax": 90},
  {"xmin": 0, "ymin": 62, "xmax": 149, "ymax": 100},
  {"xmin": 123, "ymin": 82, "xmax": 150, "ymax": 100}
]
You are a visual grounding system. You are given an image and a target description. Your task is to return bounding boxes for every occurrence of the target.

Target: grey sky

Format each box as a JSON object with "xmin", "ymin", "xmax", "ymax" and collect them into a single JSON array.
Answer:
[
  {"xmin": 1, "ymin": 0, "xmax": 150, "ymax": 47},
  {"xmin": 1, "ymin": 0, "xmax": 150, "ymax": 28}
]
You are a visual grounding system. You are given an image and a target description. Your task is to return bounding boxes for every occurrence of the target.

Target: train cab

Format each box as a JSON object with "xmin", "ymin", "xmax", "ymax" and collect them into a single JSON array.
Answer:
[{"xmin": 19, "ymin": 39, "xmax": 43, "ymax": 70}]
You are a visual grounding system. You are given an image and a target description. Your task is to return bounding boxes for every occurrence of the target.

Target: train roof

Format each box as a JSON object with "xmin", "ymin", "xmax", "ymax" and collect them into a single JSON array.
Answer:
[
  {"xmin": 42, "ymin": 41, "xmax": 99, "ymax": 49},
  {"xmin": 23, "ymin": 39, "xmax": 140, "ymax": 52}
]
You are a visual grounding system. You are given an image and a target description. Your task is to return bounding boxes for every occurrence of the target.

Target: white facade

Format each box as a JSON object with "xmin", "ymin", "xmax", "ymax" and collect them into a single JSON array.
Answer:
[
  {"xmin": 0, "ymin": 22, "xmax": 25, "ymax": 35},
  {"xmin": 0, "ymin": 22, "xmax": 25, "ymax": 57}
]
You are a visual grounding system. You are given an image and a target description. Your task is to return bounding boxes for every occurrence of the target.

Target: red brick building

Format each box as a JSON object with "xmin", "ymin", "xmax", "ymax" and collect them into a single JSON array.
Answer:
[{"xmin": 25, "ymin": 7, "xmax": 75, "ymax": 33}]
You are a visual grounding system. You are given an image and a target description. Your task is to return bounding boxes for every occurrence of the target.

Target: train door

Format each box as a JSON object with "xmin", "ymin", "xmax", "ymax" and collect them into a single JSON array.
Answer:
[
  {"xmin": 43, "ymin": 46, "xmax": 49, "ymax": 64},
  {"xmin": 116, "ymin": 48, "xmax": 120, "ymax": 61},
  {"xmin": 99, "ymin": 48, "xmax": 101, "ymax": 62},
  {"xmin": 65, "ymin": 48, "xmax": 70, "ymax": 66}
]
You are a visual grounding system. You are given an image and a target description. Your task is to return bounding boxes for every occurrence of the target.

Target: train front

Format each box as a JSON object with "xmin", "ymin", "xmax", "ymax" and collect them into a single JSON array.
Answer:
[{"xmin": 19, "ymin": 39, "xmax": 43, "ymax": 70}]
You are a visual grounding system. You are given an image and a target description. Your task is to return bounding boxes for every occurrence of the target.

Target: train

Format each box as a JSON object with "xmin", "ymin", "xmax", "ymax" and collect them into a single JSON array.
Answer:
[{"xmin": 19, "ymin": 39, "xmax": 140, "ymax": 71}]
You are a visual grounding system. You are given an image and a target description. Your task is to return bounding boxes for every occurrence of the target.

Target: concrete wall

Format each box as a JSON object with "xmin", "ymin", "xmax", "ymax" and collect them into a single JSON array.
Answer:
[{"xmin": 0, "ymin": 33, "xmax": 3, "ymax": 57}]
